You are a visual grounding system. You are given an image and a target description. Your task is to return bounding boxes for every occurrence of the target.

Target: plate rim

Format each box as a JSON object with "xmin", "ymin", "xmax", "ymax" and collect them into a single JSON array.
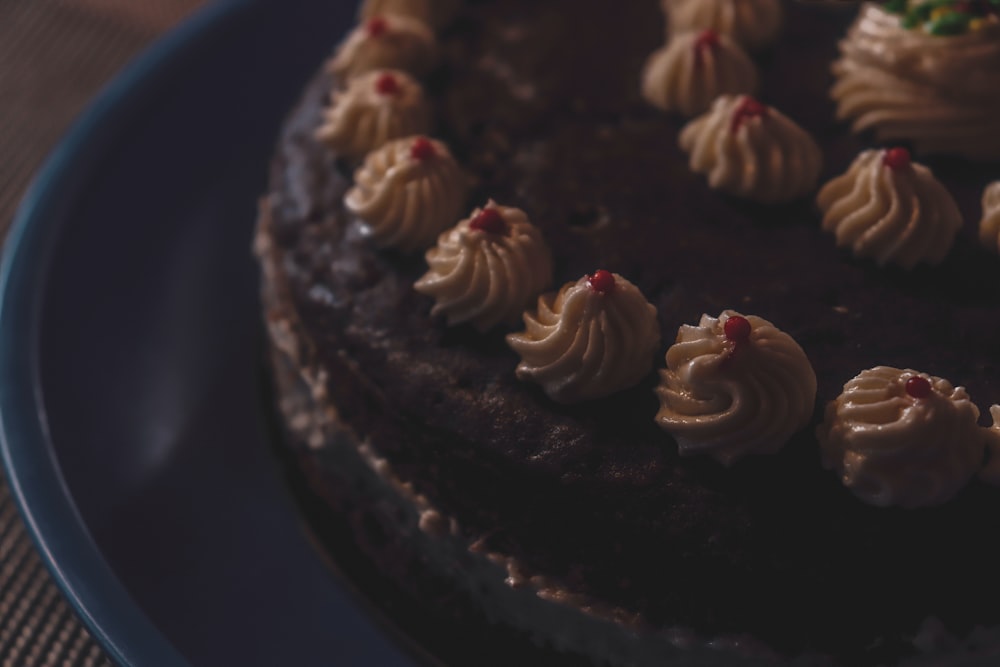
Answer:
[{"xmin": 0, "ymin": 2, "xmax": 260, "ymax": 665}]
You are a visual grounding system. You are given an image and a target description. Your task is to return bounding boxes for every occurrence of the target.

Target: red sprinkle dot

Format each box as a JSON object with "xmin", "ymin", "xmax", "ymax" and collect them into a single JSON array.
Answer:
[
  {"xmin": 410, "ymin": 137, "xmax": 437, "ymax": 161},
  {"xmin": 905, "ymin": 376, "xmax": 933, "ymax": 399},
  {"xmin": 588, "ymin": 270, "xmax": 616, "ymax": 295},
  {"xmin": 695, "ymin": 29, "xmax": 720, "ymax": 53},
  {"xmin": 469, "ymin": 207, "xmax": 506, "ymax": 234},
  {"xmin": 723, "ymin": 315, "xmax": 752, "ymax": 344},
  {"xmin": 366, "ymin": 17, "xmax": 389, "ymax": 37},
  {"xmin": 730, "ymin": 96, "xmax": 769, "ymax": 134},
  {"xmin": 374, "ymin": 72, "xmax": 400, "ymax": 96},
  {"xmin": 882, "ymin": 147, "xmax": 912, "ymax": 171}
]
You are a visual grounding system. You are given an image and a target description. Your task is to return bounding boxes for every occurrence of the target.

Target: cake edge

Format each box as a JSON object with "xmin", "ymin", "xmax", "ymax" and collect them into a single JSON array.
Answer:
[{"xmin": 252, "ymin": 198, "xmax": 807, "ymax": 667}]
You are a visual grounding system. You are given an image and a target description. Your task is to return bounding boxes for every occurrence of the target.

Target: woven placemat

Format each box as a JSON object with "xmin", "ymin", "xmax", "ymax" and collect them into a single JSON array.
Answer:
[{"xmin": 0, "ymin": 2, "xmax": 206, "ymax": 664}]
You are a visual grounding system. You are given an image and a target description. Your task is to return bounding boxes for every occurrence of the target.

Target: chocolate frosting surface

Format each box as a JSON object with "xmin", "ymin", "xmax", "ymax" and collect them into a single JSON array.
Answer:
[{"xmin": 263, "ymin": 1, "xmax": 1000, "ymax": 663}]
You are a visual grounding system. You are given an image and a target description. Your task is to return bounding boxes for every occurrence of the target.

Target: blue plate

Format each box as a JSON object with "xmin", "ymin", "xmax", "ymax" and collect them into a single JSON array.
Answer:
[{"xmin": 0, "ymin": 1, "xmax": 420, "ymax": 665}]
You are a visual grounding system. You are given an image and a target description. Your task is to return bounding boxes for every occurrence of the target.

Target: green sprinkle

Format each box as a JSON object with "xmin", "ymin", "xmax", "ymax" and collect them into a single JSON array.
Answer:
[
  {"xmin": 894, "ymin": 0, "xmax": 996, "ymax": 32},
  {"xmin": 912, "ymin": 3, "xmax": 936, "ymax": 20},
  {"xmin": 928, "ymin": 13, "xmax": 972, "ymax": 34}
]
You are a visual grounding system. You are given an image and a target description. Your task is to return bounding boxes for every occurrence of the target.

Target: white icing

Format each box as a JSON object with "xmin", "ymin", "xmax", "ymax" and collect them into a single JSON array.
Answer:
[
  {"xmin": 979, "ymin": 181, "xmax": 1000, "ymax": 254},
  {"xmin": 818, "ymin": 366, "xmax": 988, "ymax": 508},
  {"xmin": 329, "ymin": 14, "xmax": 438, "ymax": 82},
  {"xmin": 831, "ymin": 4, "xmax": 1000, "ymax": 160},
  {"xmin": 358, "ymin": 0, "xmax": 461, "ymax": 31},
  {"xmin": 655, "ymin": 311, "xmax": 817, "ymax": 466},
  {"xmin": 414, "ymin": 201, "xmax": 554, "ymax": 332},
  {"xmin": 816, "ymin": 149, "xmax": 963, "ymax": 269},
  {"xmin": 679, "ymin": 95, "xmax": 823, "ymax": 203},
  {"xmin": 506, "ymin": 273, "xmax": 661, "ymax": 404},
  {"xmin": 641, "ymin": 30, "xmax": 758, "ymax": 117},
  {"xmin": 663, "ymin": 0, "xmax": 783, "ymax": 51},
  {"xmin": 316, "ymin": 69, "xmax": 431, "ymax": 160},
  {"xmin": 345, "ymin": 136, "xmax": 467, "ymax": 252}
]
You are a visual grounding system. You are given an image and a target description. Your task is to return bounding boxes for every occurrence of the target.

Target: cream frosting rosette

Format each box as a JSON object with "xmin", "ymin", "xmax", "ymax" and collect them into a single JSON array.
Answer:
[
  {"xmin": 414, "ymin": 201, "xmax": 554, "ymax": 332},
  {"xmin": 818, "ymin": 367, "xmax": 994, "ymax": 508},
  {"xmin": 506, "ymin": 271, "xmax": 660, "ymax": 404},
  {"xmin": 641, "ymin": 29, "xmax": 758, "ymax": 117},
  {"xmin": 679, "ymin": 95, "xmax": 823, "ymax": 204},
  {"xmin": 329, "ymin": 14, "xmax": 438, "ymax": 82},
  {"xmin": 655, "ymin": 311, "xmax": 817, "ymax": 466},
  {"xmin": 979, "ymin": 181, "xmax": 1000, "ymax": 254},
  {"xmin": 979, "ymin": 406, "xmax": 1000, "ymax": 485},
  {"xmin": 816, "ymin": 148, "xmax": 962, "ymax": 269},
  {"xmin": 316, "ymin": 69, "xmax": 431, "ymax": 160},
  {"xmin": 345, "ymin": 136, "xmax": 467, "ymax": 252},
  {"xmin": 662, "ymin": 0, "xmax": 783, "ymax": 52},
  {"xmin": 831, "ymin": 3, "xmax": 1000, "ymax": 160},
  {"xmin": 358, "ymin": 0, "xmax": 461, "ymax": 31}
]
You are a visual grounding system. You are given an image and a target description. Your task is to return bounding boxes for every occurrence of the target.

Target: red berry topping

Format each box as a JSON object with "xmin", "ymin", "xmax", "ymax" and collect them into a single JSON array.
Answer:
[
  {"xmin": 587, "ymin": 270, "xmax": 616, "ymax": 295},
  {"xmin": 905, "ymin": 376, "xmax": 933, "ymax": 399},
  {"xmin": 410, "ymin": 137, "xmax": 437, "ymax": 161},
  {"xmin": 695, "ymin": 29, "xmax": 721, "ymax": 53},
  {"xmin": 374, "ymin": 72, "xmax": 400, "ymax": 96},
  {"xmin": 693, "ymin": 30, "xmax": 720, "ymax": 67},
  {"xmin": 723, "ymin": 315, "xmax": 752, "ymax": 344},
  {"xmin": 366, "ymin": 17, "xmax": 389, "ymax": 37},
  {"xmin": 730, "ymin": 96, "xmax": 769, "ymax": 134},
  {"xmin": 469, "ymin": 207, "xmax": 506, "ymax": 234},
  {"xmin": 882, "ymin": 147, "xmax": 912, "ymax": 171}
]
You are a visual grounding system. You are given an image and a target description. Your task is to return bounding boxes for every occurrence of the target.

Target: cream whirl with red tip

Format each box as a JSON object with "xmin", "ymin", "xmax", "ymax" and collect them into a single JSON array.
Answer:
[
  {"xmin": 358, "ymin": 0, "xmax": 461, "ymax": 31},
  {"xmin": 817, "ymin": 148, "xmax": 963, "ymax": 269},
  {"xmin": 662, "ymin": 0, "xmax": 783, "ymax": 52},
  {"xmin": 345, "ymin": 136, "xmax": 467, "ymax": 252},
  {"xmin": 979, "ymin": 181, "xmax": 1000, "ymax": 254},
  {"xmin": 506, "ymin": 271, "xmax": 660, "ymax": 404},
  {"xmin": 329, "ymin": 15, "xmax": 437, "ymax": 81},
  {"xmin": 679, "ymin": 95, "xmax": 822, "ymax": 204},
  {"xmin": 641, "ymin": 29, "xmax": 758, "ymax": 117},
  {"xmin": 655, "ymin": 311, "xmax": 817, "ymax": 466},
  {"xmin": 316, "ymin": 70, "xmax": 431, "ymax": 160},
  {"xmin": 818, "ymin": 366, "xmax": 995, "ymax": 509},
  {"xmin": 414, "ymin": 202, "xmax": 553, "ymax": 332}
]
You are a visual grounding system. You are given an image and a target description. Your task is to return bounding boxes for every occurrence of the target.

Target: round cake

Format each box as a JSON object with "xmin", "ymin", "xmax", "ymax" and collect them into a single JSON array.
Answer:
[{"xmin": 256, "ymin": 1, "xmax": 1000, "ymax": 665}]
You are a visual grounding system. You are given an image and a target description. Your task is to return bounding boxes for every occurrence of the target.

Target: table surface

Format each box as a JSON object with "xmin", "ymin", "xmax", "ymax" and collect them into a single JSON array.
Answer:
[{"xmin": 0, "ymin": 2, "xmax": 207, "ymax": 664}]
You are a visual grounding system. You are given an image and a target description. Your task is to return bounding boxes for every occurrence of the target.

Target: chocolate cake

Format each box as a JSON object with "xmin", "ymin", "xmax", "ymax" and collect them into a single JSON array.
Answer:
[{"xmin": 255, "ymin": 1, "xmax": 1000, "ymax": 665}]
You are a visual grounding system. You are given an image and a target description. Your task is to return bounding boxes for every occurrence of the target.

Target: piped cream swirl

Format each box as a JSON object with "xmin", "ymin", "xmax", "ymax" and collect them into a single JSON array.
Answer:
[
  {"xmin": 978, "ymin": 181, "xmax": 1000, "ymax": 254},
  {"xmin": 316, "ymin": 69, "xmax": 431, "ymax": 160},
  {"xmin": 414, "ymin": 202, "xmax": 554, "ymax": 332},
  {"xmin": 979, "ymin": 406, "xmax": 1000, "ymax": 485},
  {"xmin": 655, "ymin": 311, "xmax": 817, "ymax": 466},
  {"xmin": 506, "ymin": 273, "xmax": 661, "ymax": 404},
  {"xmin": 345, "ymin": 136, "xmax": 467, "ymax": 252},
  {"xmin": 831, "ymin": 4, "xmax": 1000, "ymax": 160},
  {"xmin": 818, "ymin": 366, "xmax": 989, "ymax": 508},
  {"xmin": 679, "ymin": 95, "xmax": 822, "ymax": 203},
  {"xmin": 816, "ymin": 149, "xmax": 962, "ymax": 269},
  {"xmin": 359, "ymin": 0, "xmax": 460, "ymax": 31},
  {"xmin": 329, "ymin": 14, "xmax": 437, "ymax": 82},
  {"xmin": 641, "ymin": 30, "xmax": 758, "ymax": 117},
  {"xmin": 663, "ymin": 0, "xmax": 783, "ymax": 52}
]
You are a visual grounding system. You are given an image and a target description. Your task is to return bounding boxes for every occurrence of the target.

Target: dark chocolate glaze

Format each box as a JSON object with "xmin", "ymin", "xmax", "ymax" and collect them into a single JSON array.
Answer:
[{"xmin": 262, "ymin": 1, "xmax": 1000, "ymax": 664}]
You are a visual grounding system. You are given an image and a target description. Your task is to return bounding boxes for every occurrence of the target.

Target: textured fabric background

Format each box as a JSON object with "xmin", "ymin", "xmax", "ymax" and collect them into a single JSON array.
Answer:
[{"xmin": 0, "ymin": 2, "xmax": 207, "ymax": 664}]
